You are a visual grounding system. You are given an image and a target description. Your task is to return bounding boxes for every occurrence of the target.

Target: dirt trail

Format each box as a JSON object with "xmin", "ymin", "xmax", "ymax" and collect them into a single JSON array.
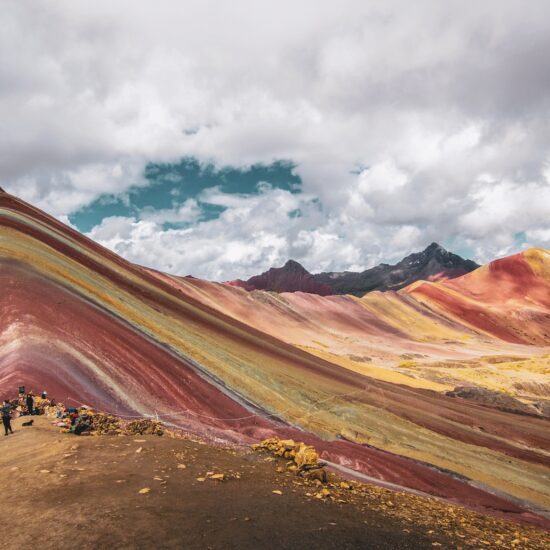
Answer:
[{"xmin": 0, "ymin": 417, "xmax": 547, "ymax": 549}]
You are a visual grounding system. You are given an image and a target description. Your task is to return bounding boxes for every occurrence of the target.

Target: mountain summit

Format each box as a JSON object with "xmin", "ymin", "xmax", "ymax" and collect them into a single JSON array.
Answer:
[
  {"xmin": 226, "ymin": 259, "xmax": 333, "ymax": 295},
  {"xmin": 227, "ymin": 244, "xmax": 479, "ymax": 297},
  {"xmin": 314, "ymin": 242, "xmax": 479, "ymax": 296}
]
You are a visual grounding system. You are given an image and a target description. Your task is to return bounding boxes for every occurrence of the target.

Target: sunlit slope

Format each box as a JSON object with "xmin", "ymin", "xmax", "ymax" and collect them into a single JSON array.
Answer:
[
  {"xmin": 405, "ymin": 249, "xmax": 550, "ymax": 345},
  {"xmin": 175, "ymin": 259, "xmax": 550, "ymax": 401},
  {"xmin": 1, "ymin": 190, "xmax": 549, "ymax": 520},
  {"xmin": 152, "ymin": 258, "xmax": 550, "ymax": 511}
]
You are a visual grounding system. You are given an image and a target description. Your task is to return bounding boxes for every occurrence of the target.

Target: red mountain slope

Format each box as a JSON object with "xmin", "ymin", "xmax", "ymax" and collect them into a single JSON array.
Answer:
[{"xmin": 1, "ymin": 189, "xmax": 549, "ymax": 528}]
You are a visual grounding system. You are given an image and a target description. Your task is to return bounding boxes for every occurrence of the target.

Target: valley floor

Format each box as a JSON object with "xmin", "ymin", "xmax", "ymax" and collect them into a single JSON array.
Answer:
[{"xmin": 0, "ymin": 417, "xmax": 548, "ymax": 550}]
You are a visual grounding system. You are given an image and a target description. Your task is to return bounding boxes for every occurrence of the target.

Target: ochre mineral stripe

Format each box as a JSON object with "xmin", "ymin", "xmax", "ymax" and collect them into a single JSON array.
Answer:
[{"xmin": 1, "ymin": 202, "xmax": 548, "ymax": 469}]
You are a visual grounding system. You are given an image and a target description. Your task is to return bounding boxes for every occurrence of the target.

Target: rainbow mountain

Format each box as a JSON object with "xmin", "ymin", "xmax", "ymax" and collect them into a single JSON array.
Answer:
[{"xmin": 0, "ymin": 189, "xmax": 549, "ymax": 528}]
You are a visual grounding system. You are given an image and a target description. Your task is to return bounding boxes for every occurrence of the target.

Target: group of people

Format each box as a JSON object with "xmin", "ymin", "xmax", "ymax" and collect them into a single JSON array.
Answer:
[
  {"xmin": 51, "ymin": 405, "xmax": 93, "ymax": 435},
  {"xmin": 1, "ymin": 389, "xmax": 103, "ymax": 439},
  {"xmin": 2, "ymin": 390, "xmax": 47, "ymax": 436}
]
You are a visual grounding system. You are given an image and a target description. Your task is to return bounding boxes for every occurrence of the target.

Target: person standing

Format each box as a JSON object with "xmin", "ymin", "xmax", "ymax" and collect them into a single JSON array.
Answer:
[
  {"xmin": 26, "ymin": 392, "xmax": 34, "ymax": 415},
  {"xmin": 2, "ymin": 400, "xmax": 14, "ymax": 436}
]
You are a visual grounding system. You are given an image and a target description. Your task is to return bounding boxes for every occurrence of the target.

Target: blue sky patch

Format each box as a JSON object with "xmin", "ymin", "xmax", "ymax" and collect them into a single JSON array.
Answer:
[{"xmin": 70, "ymin": 158, "xmax": 302, "ymax": 232}]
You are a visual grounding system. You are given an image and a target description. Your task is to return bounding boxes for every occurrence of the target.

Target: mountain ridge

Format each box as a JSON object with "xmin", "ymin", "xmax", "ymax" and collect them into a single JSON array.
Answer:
[{"xmin": 226, "ymin": 242, "xmax": 479, "ymax": 296}]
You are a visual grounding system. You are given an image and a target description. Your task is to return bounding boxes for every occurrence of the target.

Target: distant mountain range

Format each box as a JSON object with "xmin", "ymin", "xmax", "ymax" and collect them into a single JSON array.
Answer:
[{"xmin": 226, "ymin": 242, "xmax": 479, "ymax": 296}]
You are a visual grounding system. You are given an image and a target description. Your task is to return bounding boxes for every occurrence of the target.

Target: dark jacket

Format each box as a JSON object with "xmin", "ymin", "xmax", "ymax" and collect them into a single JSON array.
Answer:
[{"xmin": 1, "ymin": 404, "xmax": 12, "ymax": 418}]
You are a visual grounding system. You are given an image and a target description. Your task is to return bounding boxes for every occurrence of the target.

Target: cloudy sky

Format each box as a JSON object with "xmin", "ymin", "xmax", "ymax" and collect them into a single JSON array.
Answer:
[{"xmin": 2, "ymin": 1, "xmax": 550, "ymax": 280}]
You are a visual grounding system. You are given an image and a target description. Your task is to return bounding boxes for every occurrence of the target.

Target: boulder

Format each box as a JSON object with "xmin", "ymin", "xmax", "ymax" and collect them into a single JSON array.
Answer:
[{"xmin": 294, "ymin": 443, "xmax": 319, "ymax": 469}]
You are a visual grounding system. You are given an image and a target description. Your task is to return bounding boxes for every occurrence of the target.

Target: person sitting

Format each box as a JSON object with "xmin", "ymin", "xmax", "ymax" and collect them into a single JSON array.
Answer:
[{"xmin": 74, "ymin": 416, "xmax": 92, "ymax": 436}]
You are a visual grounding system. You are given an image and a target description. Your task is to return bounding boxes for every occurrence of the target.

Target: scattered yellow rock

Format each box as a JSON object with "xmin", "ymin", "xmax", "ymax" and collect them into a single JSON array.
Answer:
[
  {"xmin": 253, "ymin": 437, "xmax": 322, "ymax": 479},
  {"xmin": 177, "ymin": 464, "xmax": 186, "ymax": 469},
  {"xmin": 196, "ymin": 477, "xmax": 206, "ymax": 482},
  {"xmin": 294, "ymin": 443, "xmax": 319, "ymax": 470},
  {"xmin": 135, "ymin": 447, "xmax": 143, "ymax": 454},
  {"xmin": 39, "ymin": 470, "xmax": 50, "ymax": 474},
  {"xmin": 252, "ymin": 438, "xmax": 550, "ymax": 548},
  {"xmin": 138, "ymin": 488, "xmax": 151, "ymax": 494},
  {"xmin": 208, "ymin": 473, "xmax": 225, "ymax": 481}
]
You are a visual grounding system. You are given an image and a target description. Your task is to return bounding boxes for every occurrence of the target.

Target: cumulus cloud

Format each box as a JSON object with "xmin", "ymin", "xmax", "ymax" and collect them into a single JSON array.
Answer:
[
  {"xmin": 87, "ymin": 186, "xmax": 327, "ymax": 279},
  {"xmin": 1, "ymin": 0, "xmax": 550, "ymax": 278}
]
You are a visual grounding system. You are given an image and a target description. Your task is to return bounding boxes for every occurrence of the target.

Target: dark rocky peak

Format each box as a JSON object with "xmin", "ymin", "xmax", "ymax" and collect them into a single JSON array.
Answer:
[
  {"xmin": 424, "ymin": 242, "xmax": 451, "ymax": 259},
  {"xmin": 399, "ymin": 243, "xmax": 474, "ymax": 270},
  {"xmin": 426, "ymin": 242, "xmax": 445, "ymax": 253},
  {"xmin": 227, "ymin": 258, "xmax": 333, "ymax": 295},
  {"xmin": 312, "ymin": 244, "xmax": 480, "ymax": 296},
  {"xmin": 401, "ymin": 243, "xmax": 445, "ymax": 264},
  {"xmin": 281, "ymin": 259, "xmax": 309, "ymax": 274}
]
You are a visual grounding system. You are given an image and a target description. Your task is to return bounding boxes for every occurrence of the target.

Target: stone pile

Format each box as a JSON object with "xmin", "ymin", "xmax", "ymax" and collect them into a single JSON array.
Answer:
[
  {"xmin": 88, "ymin": 412, "xmax": 123, "ymax": 435},
  {"xmin": 124, "ymin": 419, "xmax": 164, "ymax": 436},
  {"xmin": 45, "ymin": 404, "xmax": 164, "ymax": 437},
  {"xmin": 252, "ymin": 437, "xmax": 327, "ymax": 483}
]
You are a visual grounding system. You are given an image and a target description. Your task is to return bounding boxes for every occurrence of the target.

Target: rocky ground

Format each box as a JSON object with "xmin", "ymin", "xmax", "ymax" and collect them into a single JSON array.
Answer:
[{"xmin": 0, "ymin": 416, "xmax": 548, "ymax": 550}]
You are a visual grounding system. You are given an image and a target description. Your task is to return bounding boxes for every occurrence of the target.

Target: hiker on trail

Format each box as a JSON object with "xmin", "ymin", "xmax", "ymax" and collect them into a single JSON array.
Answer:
[
  {"xmin": 2, "ymin": 400, "xmax": 14, "ymax": 436},
  {"xmin": 26, "ymin": 392, "xmax": 34, "ymax": 415}
]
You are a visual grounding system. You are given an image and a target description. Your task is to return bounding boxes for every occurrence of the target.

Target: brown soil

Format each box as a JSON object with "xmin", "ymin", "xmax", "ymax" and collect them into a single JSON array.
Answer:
[{"xmin": 0, "ymin": 417, "xmax": 548, "ymax": 550}]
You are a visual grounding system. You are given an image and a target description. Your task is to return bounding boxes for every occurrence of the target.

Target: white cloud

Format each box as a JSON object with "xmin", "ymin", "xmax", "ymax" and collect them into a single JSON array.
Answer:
[
  {"xmin": 139, "ymin": 199, "xmax": 202, "ymax": 225},
  {"xmin": 525, "ymin": 228, "xmax": 550, "ymax": 248},
  {"xmin": 86, "ymin": 185, "xmax": 370, "ymax": 279},
  {"xmin": 1, "ymin": 0, "xmax": 550, "ymax": 278}
]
